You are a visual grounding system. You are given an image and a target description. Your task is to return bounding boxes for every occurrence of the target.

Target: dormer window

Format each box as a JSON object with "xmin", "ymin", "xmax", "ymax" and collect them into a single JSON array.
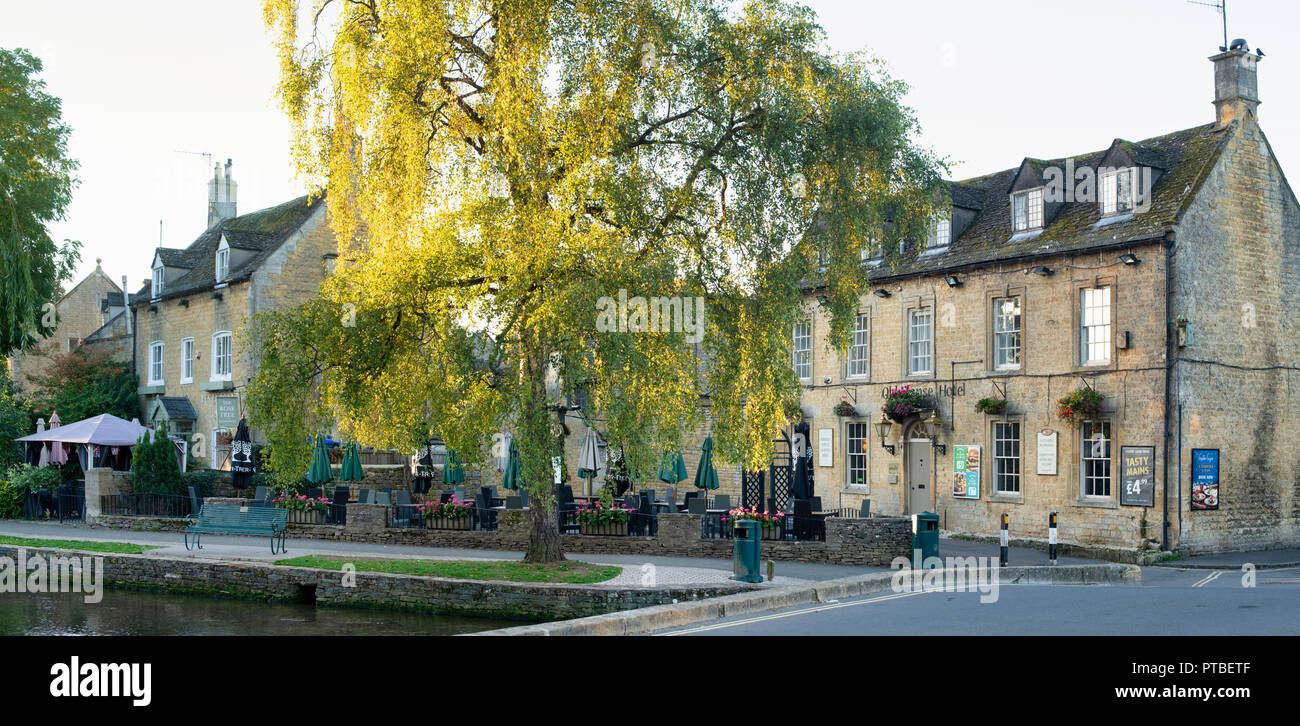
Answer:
[
  {"xmin": 922, "ymin": 213, "xmax": 950, "ymax": 255},
  {"xmin": 215, "ymin": 238, "xmax": 231, "ymax": 282},
  {"xmin": 151, "ymin": 264, "xmax": 164, "ymax": 298},
  {"xmin": 1100, "ymin": 168, "xmax": 1136, "ymax": 216},
  {"xmin": 1012, "ymin": 188, "xmax": 1044, "ymax": 232}
]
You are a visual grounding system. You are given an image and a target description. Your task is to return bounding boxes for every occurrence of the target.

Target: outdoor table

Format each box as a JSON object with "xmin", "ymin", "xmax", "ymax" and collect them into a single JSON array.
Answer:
[{"xmin": 653, "ymin": 500, "xmax": 673, "ymax": 513}]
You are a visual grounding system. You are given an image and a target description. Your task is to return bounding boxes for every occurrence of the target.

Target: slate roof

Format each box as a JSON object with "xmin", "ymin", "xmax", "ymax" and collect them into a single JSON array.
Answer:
[
  {"xmin": 100, "ymin": 291, "xmax": 139, "ymax": 312},
  {"xmin": 157, "ymin": 396, "xmax": 198, "ymax": 420},
  {"xmin": 136, "ymin": 193, "xmax": 325, "ymax": 304},
  {"xmin": 819, "ymin": 122, "xmax": 1233, "ymax": 285}
]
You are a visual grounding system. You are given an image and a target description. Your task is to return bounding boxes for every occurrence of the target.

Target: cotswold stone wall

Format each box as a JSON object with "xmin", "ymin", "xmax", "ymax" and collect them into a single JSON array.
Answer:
[{"xmin": 0, "ymin": 544, "xmax": 748, "ymax": 621}]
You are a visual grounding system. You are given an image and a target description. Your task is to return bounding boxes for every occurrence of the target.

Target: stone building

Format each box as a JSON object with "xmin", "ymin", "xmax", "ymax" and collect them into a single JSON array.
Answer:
[
  {"xmin": 7, "ymin": 260, "xmax": 134, "ymax": 394},
  {"xmin": 131, "ymin": 160, "xmax": 339, "ymax": 469},
  {"xmin": 789, "ymin": 42, "xmax": 1297, "ymax": 555}
]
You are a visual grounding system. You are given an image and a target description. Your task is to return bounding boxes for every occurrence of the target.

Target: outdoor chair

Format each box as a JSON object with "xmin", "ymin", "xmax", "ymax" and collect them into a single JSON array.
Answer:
[
  {"xmin": 188, "ymin": 485, "xmax": 203, "ymax": 518},
  {"xmin": 453, "ymin": 486, "xmax": 467, "ymax": 500},
  {"xmin": 252, "ymin": 485, "xmax": 268, "ymax": 507},
  {"xmin": 307, "ymin": 488, "xmax": 323, "ymax": 500},
  {"xmin": 664, "ymin": 487, "xmax": 676, "ymax": 507},
  {"xmin": 519, "ymin": 490, "xmax": 528, "ymax": 508},
  {"xmin": 810, "ymin": 496, "xmax": 823, "ymax": 512},
  {"xmin": 392, "ymin": 490, "xmax": 415, "ymax": 527},
  {"xmin": 506, "ymin": 496, "xmax": 522, "ymax": 510},
  {"xmin": 375, "ymin": 491, "xmax": 391, "ymax": 506},
  {"xmin": 476, "ymin": 490, "xmax": 498, "ymax": 531},
  {"xmin": 680, "ymin": 490, "xmax": 699, "ymax": 512},
  {"xmin": 713, "ymin": 494, "xmax": 730, "ymax": 511},
  {"xmin": 556, "ymin": 486, "xmax": 580, "ymax": 534},
  {"xmin": 358, "ymin": 488, "xmax": 374, "ymax": 504},
  {"xmin": 859, "ymin": 500, "xmax": 871, "ymax": 518},
  {"xmin": 439, "ymin": 490, "xmax": 453, "ymax": 503},
  {"xmin": 641, "ymin": 489, "xmax": 655, "ymax": 506},
  {"xmin": 687, "ymin": 496, "xmax": 707, "ymax": 515},
  {"xmin": 328, "ymin": 487, "xmax": 350, "ymax": 525}
]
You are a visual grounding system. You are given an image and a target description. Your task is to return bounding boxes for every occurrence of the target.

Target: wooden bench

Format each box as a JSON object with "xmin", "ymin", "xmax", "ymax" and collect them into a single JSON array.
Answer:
[{"xmin": 184, "ymin": 504, "xmax": 289, "ymax": 555}]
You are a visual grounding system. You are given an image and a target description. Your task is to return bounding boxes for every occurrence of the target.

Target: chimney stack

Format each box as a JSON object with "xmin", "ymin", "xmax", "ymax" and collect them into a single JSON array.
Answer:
[
  {"xmin": 207, "ymin": 158, "xmax": 238, "ymax": 229},
  {"xmin": 1210, "ymin": 39, "xmax": 1261, "ymax": 129}
]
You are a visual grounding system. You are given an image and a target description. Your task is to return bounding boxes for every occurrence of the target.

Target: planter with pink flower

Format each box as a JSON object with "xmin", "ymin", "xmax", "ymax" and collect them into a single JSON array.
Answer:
[
  {"xmin": 274, "ymin": 493, "xmax": 331, "ymax": 524},
  {"xmin": 721, "ymin": 507, "xmax": 786, "ymax": 540},
  {"xmin": 575, "ymin": 501, "xmax": 632, "ymax": 536},
  {"xmin": 416, "ymin": 496, "xmax": 474, "ymax": 530}
]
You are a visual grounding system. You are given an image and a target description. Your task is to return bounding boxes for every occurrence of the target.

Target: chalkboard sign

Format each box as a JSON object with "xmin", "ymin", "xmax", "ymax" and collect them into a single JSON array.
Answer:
[{"xmin": 1120, "ymin": 445, "xmax": 1156, "ymax": 507}]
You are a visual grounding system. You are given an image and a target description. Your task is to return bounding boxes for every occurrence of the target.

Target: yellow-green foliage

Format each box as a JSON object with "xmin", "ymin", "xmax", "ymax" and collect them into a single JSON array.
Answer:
[{"xmin": 254, "ymin": 0, "xmax": 946, "ymax": 537}]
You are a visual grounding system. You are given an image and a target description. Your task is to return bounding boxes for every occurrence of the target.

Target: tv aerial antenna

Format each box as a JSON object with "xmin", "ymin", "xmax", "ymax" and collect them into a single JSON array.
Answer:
[{"xmin": 1188, "ymin": 0, "xmax": 1228, "ymax": 51}]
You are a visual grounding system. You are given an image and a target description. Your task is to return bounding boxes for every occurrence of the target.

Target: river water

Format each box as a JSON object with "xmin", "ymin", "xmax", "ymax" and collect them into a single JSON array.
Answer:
[{"xmin": 0, "ymin": 589, "xmax": 534, "ymax": 636}]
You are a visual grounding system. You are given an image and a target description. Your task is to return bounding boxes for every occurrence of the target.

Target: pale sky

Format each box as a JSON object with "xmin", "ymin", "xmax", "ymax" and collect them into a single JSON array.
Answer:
[{"xmin": 3, "ymin": 0, "xmax": 1295, "ymax": 290}]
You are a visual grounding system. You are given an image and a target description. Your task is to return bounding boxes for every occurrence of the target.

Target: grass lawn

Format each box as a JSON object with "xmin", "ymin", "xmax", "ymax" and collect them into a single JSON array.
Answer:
[
  {"xmin": 0, "ymin": 535, "xmax": 163, "ymax": 555},
  {"xmin": 275, "ymin": 555, "xmax": 622, "ymax": 584}
]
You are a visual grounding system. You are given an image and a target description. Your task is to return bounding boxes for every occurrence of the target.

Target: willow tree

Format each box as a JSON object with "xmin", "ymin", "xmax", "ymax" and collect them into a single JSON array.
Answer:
[{"xmin": 255, "ymin": 0, "xmax": 945, "ymax": 562}]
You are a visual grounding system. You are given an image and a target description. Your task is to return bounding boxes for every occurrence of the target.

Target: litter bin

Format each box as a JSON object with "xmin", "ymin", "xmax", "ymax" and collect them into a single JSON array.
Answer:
[
  {"xmin": 911, "ymin": 511, "xmax": 940, "ymax": 568},
  {"xmin": 732, "ymin": 519, "xmax": 763, "ymax": 583}
]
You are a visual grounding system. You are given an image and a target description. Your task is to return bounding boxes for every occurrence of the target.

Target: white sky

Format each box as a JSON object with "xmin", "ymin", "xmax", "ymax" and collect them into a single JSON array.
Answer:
[{"xmin": 2, "ymin": 0, "xmax": 1295, "ymax": 289}]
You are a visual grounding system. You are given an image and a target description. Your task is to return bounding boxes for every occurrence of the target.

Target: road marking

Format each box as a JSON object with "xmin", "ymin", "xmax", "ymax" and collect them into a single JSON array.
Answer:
[
  {"xmin": 659, "ymin": 590, "xmax": 928, "ymax": 635},
  {"xmin": 1192, "ymin": 571, "xmax": 1224, "ymax": 588}
]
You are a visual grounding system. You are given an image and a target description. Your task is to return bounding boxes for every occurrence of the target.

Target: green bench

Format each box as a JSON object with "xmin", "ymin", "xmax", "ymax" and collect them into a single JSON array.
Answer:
[{"xmin": 184, "ymin": 504, "xmax": 289, "ymax": 555}]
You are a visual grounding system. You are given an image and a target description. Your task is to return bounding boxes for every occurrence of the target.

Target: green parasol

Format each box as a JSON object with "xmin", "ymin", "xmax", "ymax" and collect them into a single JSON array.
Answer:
[
  {"xmin": 307, "ymin": 435, "xmax": 333, "ymax": 485},
  {"xmin": 340, "ymin": 441, "xmax": 365, "ymax": 481},
  {"xmin": 692, "ymin": 436, "xmax": 719, "ymax": 491},
  {"xmin": 442, "ymin": 447, "xmax": 466, "ymax": 484},
  {"xmin": 500, "ymin": 438, "xmax": 523, "ymax": 490},
  {"xmin": 658, "ymin": 450, "xmax": 688, "ymax": 484}
]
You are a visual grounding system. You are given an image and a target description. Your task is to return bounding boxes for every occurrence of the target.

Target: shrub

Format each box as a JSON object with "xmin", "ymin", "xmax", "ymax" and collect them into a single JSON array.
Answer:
[
  {"xmin": 0, "ymin": 480, "xmax": 21, "ymax": 518},
  {"xmin": 181, "ymin": 469, "xmax": 222, "ymax": 497},
  {"xmin": 4, "ymin": 463, "xmax": 61, "ymax": 494},
  {"xmin": 131, "ymin": 426, "xmax": 184, "ymax": 495}
]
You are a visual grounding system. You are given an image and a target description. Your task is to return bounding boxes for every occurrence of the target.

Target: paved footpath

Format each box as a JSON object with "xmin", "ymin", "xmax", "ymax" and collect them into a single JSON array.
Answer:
[{"xmin": 0, "ymin": 519, "xmax": 1095, "ymax": 588}]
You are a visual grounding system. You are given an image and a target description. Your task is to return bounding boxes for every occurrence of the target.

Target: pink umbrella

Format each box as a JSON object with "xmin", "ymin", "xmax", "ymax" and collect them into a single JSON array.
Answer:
[
  {"xmin": 48, "ymin": 412, "xmax": 68, "ymax": 466},
  {"xmin": 35, "ymin": 418, "xmax": 49, "ymax": 467}
]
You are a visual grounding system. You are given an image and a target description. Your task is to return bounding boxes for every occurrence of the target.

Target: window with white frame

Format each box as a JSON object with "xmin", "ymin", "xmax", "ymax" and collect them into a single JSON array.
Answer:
[
  {"xmin": 1081, "ymin": 420, "xmax": 1112, "ymax": 497},
  {"xmin": 993, "ymin": 421, "xmax": 1021, "ymax": 494},
  {"xmin": 1012, "ymin": 188, "xmax": 1044, "ymax": 231},
  {"xmin": 1100, "ymin": 168, "xmax": 1136, "ymax": 216},
  {"xmin": 148, "ymin": 341, "xmax": 164, "ymax": 384},
  {"xmin": 924, "ymin": 213, "xmax": 950, "ymax": 253},
  {"xmin": 215, "ymin": 239, "xmax": 230, "ymax": 281},
  {"xmin": 993, "ymin": 296, "xmax": 1022, "ymax": 370},
  {"xmin": 1080, "ymin": 287, "xmax": 1112, "ymax": 365},
  {"xmin": 847, "ymin": 422, "xmax": 869, "ymax": 489},
  {"xmin": 211, "ymin": 331, "xmax": 232, "ymax": 381},
  {"xmin": 180, "ymin": 337, "xmax": 194, "ymax": 383},
  {"xmin": 847, "ymin": 313, "xmax": 870, "ymax": 378},
  {"xmin": 792, "ymin": 320, "xmax": 811, "ymax": 382},
  {"xmin": 151, "ymin": 265, "xmax": 164, "ymax": 298},
  {"xmin": 907, "ymin": 308, "xmax": 932, "ymax": 375}
]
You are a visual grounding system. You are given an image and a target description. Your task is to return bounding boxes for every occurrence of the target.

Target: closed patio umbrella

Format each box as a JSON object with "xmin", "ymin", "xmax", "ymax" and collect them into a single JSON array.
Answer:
[
  {"xmin": 340, "ymin": 441, "xmax": 365, "ymax": 481},
  {"xmin": 658, "ymin": 450, "xmax": 687, "ymax": 485},
  {"xmin": 35, "ymin": 418, "xmax": 49, "ymax": 467},
  {"xmin": 231, "ymin": 417, "xmax": 255, "ymax": 489},
  {"xmin": 692, "ymin": 436, "xmax": 719, "ymax": 491},
  {"xmin": 307, "ymin": 435, "xmax": 333, "ymax": 485},
  {"xmin": 500, "ymin": 438, "xmax": 522, "ymax": 491},
  {"xmin": 576, "ymin": 429, "xmax": 601, "ymax": 498},
  {"xmin": 791, "ymin": 421, "xmax": 811, "ymax": 500},
  {"xmin": 441, "ymin": 447, "xmax": 465, "ymax": 485},
  {"xmin": 48, "ymin": 412, "xmax": 68, "ymax": 466}
]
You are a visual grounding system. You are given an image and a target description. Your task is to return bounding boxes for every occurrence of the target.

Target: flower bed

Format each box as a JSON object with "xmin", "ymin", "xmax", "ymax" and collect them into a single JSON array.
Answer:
[
  {"xmin": 274, "ymin": 494, "xmax": 330, "ymax": 513},
  {"xmin": 721, "ymin": 506, "xmax": 784, "ymax": 539}
]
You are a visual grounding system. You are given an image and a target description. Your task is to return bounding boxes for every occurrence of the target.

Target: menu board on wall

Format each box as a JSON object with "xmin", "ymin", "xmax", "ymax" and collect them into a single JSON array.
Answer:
[
  {"xmin": 818, "ymin": 428, "xmax": 833, "ymax": 468},
  {"xmin": 1036, "ymin": 430, "xmax": 1058, "ymax": 475},
  {"xmin": 1120, "ymin": 446, "xmax": 1156, "ymax": 507},
  {"xmin": 1191, "ymin": 448, "xmax": 1220, "ymax": 511},
  {"xmin": 952, "ymin": 445, "xmax": 981, "ymax": 499}
]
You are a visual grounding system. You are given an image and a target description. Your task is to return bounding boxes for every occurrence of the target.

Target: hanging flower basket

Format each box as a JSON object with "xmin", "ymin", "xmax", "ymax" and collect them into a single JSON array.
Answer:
[
  {"xmin": 1056, "ymin": 388, "xmax": 1104, "ymax": 428},
  {"xmin": 832, "ymin": 399, "xmax": 858, "ymax": 417},
  {"xmin": 975, "ymin": 397, "xmax": 1007, "ymax": 415},
  {"xmin": 782, "ymin": 399, "xmax": 804, "ymax": 422},
  {"xmin": 882, "ymin": 385, "xmax": 933, "ymax": 423}
]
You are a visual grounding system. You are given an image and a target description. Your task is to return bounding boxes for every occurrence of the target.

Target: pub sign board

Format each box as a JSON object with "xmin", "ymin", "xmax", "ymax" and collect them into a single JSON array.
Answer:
[
  {"xmin": 1120, "ymin": 445, "xmax": 1156, "ymax": 507},
  {"xmin": 1191, "ymin": 448, "xmax": 1220, "ymax": 511}
]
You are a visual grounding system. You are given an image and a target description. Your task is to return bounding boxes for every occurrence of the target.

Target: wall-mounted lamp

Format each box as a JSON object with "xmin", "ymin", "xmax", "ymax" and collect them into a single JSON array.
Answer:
[
  {"xmin": 1031, "ymin": 266, "xmax": 1054, "ymax": 277},
  {"xmin": 872, "ymin": 288, "xmax": 891, "ymax": 298},
  {"xmin": 823, "ymin": 377, "xmax": 832, "ymax": 385},
  {"xmin": 211, "ymin": 292, "xmax": 223, "ymax": 301},
  {"xmin": 916, "ymin": 410, "xmax": 947, "ymax": 455},
  {"xmin": 944, "ymin": 275, "xmax": 961, "ymax": 288},
  {"xmin": 874, "ymin": 412, "xmax": 896, "ymax": 456},
  {"xmin": 1119, "ymin": 253, "xmax": 1140, "ymax": 266}
]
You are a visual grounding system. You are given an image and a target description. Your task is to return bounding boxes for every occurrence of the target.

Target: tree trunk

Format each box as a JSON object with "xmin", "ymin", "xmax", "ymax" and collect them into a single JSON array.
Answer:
[{"xmin": 520, "ymin": 326, "xmax": 565, "ymax": 563}]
